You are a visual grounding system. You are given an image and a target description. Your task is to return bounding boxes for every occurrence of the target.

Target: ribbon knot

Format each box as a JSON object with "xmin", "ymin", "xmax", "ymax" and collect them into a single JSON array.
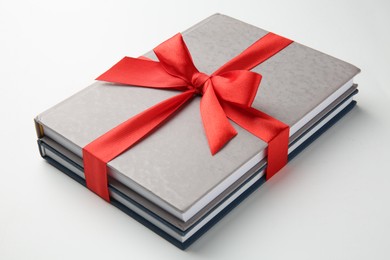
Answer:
[
  {"xmin": 191, "ymin": 72, "xmax": 209, "ymax": 95},
  {"xmin": 84, "ymin": 32, "xmax": 293, "ymax": 201}
]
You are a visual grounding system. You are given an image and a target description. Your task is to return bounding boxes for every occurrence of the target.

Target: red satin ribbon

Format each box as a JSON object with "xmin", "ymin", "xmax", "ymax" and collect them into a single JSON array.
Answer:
[{"xmin": 83, "ymin": 32, "xmax": 293, "ymax": 201}]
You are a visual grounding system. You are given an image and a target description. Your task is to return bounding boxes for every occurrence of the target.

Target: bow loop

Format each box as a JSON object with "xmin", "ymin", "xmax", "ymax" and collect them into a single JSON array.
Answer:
[
  {"xmin": 212, "ymin": 70, "xmax": 262, "ymax": 107},
  {"xmin": 154, "ymin": 33, "xmax": 199, "ymax": 84}
]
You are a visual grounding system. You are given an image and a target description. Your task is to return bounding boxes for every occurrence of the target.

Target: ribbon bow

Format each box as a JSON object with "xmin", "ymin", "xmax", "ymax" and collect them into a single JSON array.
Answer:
[{"xmin": 83, "ymin": 32, "xmax": 293, "ymax": 201}]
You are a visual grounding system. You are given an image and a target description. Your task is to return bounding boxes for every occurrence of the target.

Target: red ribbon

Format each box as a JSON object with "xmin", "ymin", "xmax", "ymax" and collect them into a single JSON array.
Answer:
[{"xmin": 83, "ymin": 32, "xmax": 293, "ymax": 201}]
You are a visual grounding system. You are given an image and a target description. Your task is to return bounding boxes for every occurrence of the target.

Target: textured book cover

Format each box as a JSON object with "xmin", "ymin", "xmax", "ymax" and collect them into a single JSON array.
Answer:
[{"xmin": 35, "ymin": 14, "xmax": 360, "ymax": 248}]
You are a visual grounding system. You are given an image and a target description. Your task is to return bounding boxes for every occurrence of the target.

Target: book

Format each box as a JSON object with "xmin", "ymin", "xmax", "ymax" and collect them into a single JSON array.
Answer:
[
  {"xmin": 38, "ymin": 91, "xmax": 357, "ymax": 248},
  {"xmin": 34, "ymin": 14, "xmax": 360, "ymax": 249}
]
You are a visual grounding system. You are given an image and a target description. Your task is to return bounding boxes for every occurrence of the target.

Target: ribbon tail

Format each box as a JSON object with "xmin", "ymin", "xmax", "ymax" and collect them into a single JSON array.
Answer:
[
  {"xmin": 201, "ymin": 82, "xmax": 237, "ymax": 155},
  {"xmin": 83, "ymin": 90, "xmax": 195, "ymax": 201},
  {"xmin": 222, "ymin": 102, "xmax": 289, "ymax": 180}
]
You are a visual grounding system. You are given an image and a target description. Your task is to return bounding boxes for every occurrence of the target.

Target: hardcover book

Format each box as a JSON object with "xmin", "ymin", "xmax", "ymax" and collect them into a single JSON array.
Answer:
[{"xmin": 35, "ymin": 14, "xmax": 360, "ymax": 249}]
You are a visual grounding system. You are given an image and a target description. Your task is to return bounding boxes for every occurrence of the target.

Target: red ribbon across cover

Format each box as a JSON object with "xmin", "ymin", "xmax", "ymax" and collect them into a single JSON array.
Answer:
[{"xmin": 83, "ymin": 32, "xmax": 293, "ymax": 201}]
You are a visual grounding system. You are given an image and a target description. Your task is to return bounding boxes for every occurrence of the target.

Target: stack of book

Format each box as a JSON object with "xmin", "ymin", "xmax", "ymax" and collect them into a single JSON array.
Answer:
[{"xmin": 35, "ymin": 14, "xmax": 360, "ymax": 249}]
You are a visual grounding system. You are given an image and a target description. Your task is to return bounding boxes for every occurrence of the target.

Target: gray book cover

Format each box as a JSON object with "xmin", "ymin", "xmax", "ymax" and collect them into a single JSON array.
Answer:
[{"xmin": 35, "ymin": 14, "xmax": 360, "ymax": 222}]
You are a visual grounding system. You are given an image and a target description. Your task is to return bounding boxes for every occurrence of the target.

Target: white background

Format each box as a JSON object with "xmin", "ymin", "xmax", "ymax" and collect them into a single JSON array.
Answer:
[{"xmin": 1, "ymin": 0, "xmax": 390, "ymax": 259}]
